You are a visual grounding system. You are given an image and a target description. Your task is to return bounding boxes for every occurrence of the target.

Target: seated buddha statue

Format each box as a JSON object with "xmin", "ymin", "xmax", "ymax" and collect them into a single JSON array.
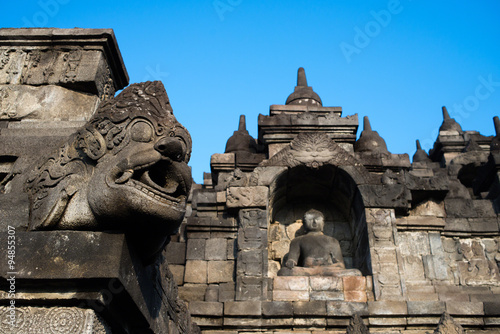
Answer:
[{"xmin": 277, "ymin": 209, "xmax": 361, "ymax": 277}]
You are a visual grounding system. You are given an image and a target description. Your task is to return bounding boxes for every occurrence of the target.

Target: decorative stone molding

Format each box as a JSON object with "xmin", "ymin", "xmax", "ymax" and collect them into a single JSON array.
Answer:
[
  {"xmin": 227, "ymin": 186, "xmax": 268, "ymax": 208},
  {"xmin": 0, "ymin": 306, "xmax": 110, "ymax": 334}
]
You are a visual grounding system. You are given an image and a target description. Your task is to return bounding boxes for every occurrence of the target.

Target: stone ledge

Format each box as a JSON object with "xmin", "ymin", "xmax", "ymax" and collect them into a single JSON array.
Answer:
[
  {"xmin": 326, "ymin": 301, "xmax": 368, "ymax": 316},
  {"xmin": 293, "ymin": 301, "xmax": 327, "ymax": 316},
  {"xmin": 261, "ymin": 301, "xmax": 293, "ymax": 317},
  {"xmin": 484, "ymin": 302, "xmax": 500, "ymax": 315},
  {"xmin": 407, "ymin": 301, "xmax": 445, "ymax": 315},
  {"xmin": 446, "ymin": 301, "xmax": 484, "ymax": 315},
  {"xmin": 0, "ymin": 231, "xmax": 185, "ymax": 333},
  {"xmin": 189, "ymin": 301, "xmax": 223, "ymax": 316},
  {"xmin": 0, "ymin": 28, "xmax": 128, "ymax": 92},
  {"xmin": 224, "ymin": 301, "xmax": 262, "ymax": 316},
  {"xmin": 367, "ymin": 301, "xmax": 408, "ymax": 315}
]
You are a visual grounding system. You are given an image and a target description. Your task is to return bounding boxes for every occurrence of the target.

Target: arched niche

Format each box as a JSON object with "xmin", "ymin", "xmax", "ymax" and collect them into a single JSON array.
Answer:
[{"xmin": 267, "ymin": 164, "xmax": 371, "ymax": 277}]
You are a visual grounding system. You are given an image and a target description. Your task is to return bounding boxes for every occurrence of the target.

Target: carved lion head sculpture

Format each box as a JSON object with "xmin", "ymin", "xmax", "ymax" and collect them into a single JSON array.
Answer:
[{"xmin": 26, "ymin": 81, "xmax": 192, "ymax": 263}]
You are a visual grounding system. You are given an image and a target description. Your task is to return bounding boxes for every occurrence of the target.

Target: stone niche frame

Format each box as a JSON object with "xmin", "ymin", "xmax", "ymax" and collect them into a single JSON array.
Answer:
[
  {"xmin": 268, "ymin": 164, "xmax": 372, "ymax": 277},
  {"xmin": 230, "ymin": 132, "xmax": 388, "ymax": 302}
]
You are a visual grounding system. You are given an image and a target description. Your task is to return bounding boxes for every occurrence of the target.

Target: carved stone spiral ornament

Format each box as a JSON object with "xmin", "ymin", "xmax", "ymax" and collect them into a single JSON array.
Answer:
[
  {"xmin": 0, "ymin": 307, "xmax": 26, "ymax": 334},
  {"xmin": 47, "ymin": 307, "xmax": 85, "ymax": 334}
]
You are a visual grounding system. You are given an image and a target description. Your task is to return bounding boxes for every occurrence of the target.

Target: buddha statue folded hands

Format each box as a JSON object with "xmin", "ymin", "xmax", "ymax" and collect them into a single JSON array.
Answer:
[{"xmin": 278, "ymin": 209, "xmax": 361, "ymax": 277}]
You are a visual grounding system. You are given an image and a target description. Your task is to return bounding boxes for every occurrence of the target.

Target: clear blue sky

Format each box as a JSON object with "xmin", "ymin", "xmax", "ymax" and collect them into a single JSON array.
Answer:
[{"xmin": 2, "ymin": 1, "xmax": 500, "ymax": 183}]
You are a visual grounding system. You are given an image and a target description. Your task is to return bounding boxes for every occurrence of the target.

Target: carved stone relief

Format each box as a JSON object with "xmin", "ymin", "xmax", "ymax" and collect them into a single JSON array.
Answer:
[
  {"xmin": 0, "ymin": 47, "xmax": 116, "ymax": 98},
  {"xmin": 0, "ymin": 306, "xmax": 111, "ymax": 334},
  {"xmin": 261, "ymin": 132, "xmax": 368, "ymax": 176},
  {"xmin": 397, "ymin": 232, "xmax": 500, "ymax": 286},
  {"xmin": 226, "ymin": 186, "xmax": 268, "ymax": 208},
  {"xmin": 236, "ymin": 209, "xmax": 269, "ymax": 300},
  {"xmin": 24, "ymin": 81, "xmax": 192, "ymax": 263}
]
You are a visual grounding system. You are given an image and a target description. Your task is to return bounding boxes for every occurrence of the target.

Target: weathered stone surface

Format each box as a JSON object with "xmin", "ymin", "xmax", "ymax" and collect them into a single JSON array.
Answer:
[
  {"xmin": 249, "ymin": 166, "xmax": 287, "ymax": 186},
  {"xmin": 192, "ymin": 316, "xmax": 223, "ymax": 327},
  {"xmin": 226, "ymin": 186, "xmax": 268, "ymax": 208},
  {"xmin": 178, "ymin": 284, "xmax": 208, "ymax": 302},
  {"xmin": 189, "ymin": 301, "xmax": 223, "ymax": 316},
  {"xmin": 238, "ymin": 227, "xmax": 268, "ymax": 250},
  {"xmin": 445, "ymin": 199, "xmax": 477, "ymax": 218},
  {"xmin": 0, "ymin": 84, "xmax": 99, "ymax": 122},
  {"xmin": 367, "ymin": 316, "xmax": 407, "ymax": 326},
  {"xmin": 444, "ymin": 218, "xmax": 471, "ymax": 232},
  {"xmin": 358, "ymin": 184, "xmax": 410, "ymax": 209},
  {"xmin": 484, "ymin": 302, "xmax": 500, "ymax": 315},
  {"xmin": 184, "ymin": 260, "xmax": 208, "ymax": 284},
  {"xmin": 293, "ymin": 301, "xmax": 327, "ymax": 316},
  {"xmin": 346, "ymin": 314, "xmax": 369, "ymax": 334},
  {"xmin": 218, "ymin": 282, "xmax": 235, "ymax": 302},
  {"xmin": 208, "ymin": 261, "xmax": 235, "ymax": 283},
  {"xmin": 469, "ymin": 218, "xmax": 498, "ymax": 232},
  {"xmin": 344, "ymin": 291, "xmax": 368, "ymax": 303},
  {"xmin": 0, "ymin": 306, "xmax": 110, "ymax": 334},
  {"xmin": 204, "ymin": 284, "xmax": 219, "ymax": 302},
  {"xmin": 0, "ymin": 230, "xmax": 197, "ymax": 334},
  {"xmin": 437, "ymin": 292, "xmax": 469, "ymax": 302},
  {"xmin": 165, "ymin": 241, "xmax": 186, "ymax": 264},
  {"xmin": 224, "ymin": 301, "xmax": 262, "ymax": 316},
  {"xmin": 326, "ymin": 301, "xmax": 368, "ymax": 316},
  {"xmin": 432, "ymin": 312, "xmax": 464, "ymax": 334},
  {"xmin": 309, "ymin": 276, "xmax": 343, "ymax": 291},
  {"xmin": 407, "ymin": 301, "xmax": 446, "ymax": 315},
  {"xmin": 273, "ymin": 290, "xmax": 310, "ymax": 301},
  {"xmin": 273, "ymin": 276, "xmax": 309, "ymax": 291},
  {"xmin": 343, "ymin": 276, "xmax": 366, "ymax": 291},
  {"xmin": 223, "ymin": 318, "xmax": 262, "ymax": 327},
  {"xmin": 410, "ymin": 199, "xmax": 446, "ymax": 217},
  {"xmin": 236, "ymin": 277, "xmax": 269, "ymax": 301},
  {"xmin": 0, "ymin": 28, "xmax": 128, "ymax": 96},
  {"xmin": 261, "ymin": 301, "xmax": 293, "ymax": 316},
  {"xmin": 367, "ymin": 301, "xmax": 407, "ymax": 315},
  {"xmin": 169, "ymin": 264, "xmax": 185, "ymax": 285},
  {"xmin": 446, "ymin": 302, "xmax": 484, "ymax": 315},
  {"xmin": 187, "ymin": 238, "xmax": 206, "ymax": 260},
  {"xmin": 310, "ymin": 291, "xmax": 345, "ymax": 301},
  {"xmin": 206, "ymin": 238, "xmax": 228, "ymax": 260}
]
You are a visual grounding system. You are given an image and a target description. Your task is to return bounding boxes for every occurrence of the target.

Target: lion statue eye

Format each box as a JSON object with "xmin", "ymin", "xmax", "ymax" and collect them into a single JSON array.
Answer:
[{"xmin": 130, "ymin": 121, "xmax": 154, "ymax": 142}]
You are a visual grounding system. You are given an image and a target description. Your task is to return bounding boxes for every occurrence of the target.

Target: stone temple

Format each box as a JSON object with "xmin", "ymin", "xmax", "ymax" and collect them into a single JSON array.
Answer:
[{"xmin": 0, "ymin": 28, "xmax": 500, "ymax": 334}]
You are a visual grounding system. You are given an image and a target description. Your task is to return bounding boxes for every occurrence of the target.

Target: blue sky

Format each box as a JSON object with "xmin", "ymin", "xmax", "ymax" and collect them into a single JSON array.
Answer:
[{"xmin": 2, "ymin": 1, "xmax": 500, "ymax": 183}]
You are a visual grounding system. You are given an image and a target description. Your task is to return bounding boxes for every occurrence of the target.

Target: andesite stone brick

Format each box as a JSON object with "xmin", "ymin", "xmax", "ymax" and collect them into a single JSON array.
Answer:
[
  {"xmin": 205, "ymin": 238, "xmax": 228, "ymax": 260},
  {"xmin": 165, "ymin": 242, "xmax": 186, "ymax": 264},
  {"xmin": 446, "ymin": 301, "xmax": 484, "ymax": 315},
  {"xmin": 438, "ymin": 292, "xmax": 469, "ymax": 302},
  {"xmin": 343, "ymin": 276, "xmax": 366, "ymax": 291},
  {"xmin": 367, "ymin": 301, "xmax": 408, "ymax": 315},
  {"xmin": 407, "ymin": 301, "xmax": 445, "ymax": 315},
  {"xmin": 188, "ymin": 301, "xmax": 223, "ymax": 316},
  {"xmin": 224, "ymin": 301, "xmax": 262, "ymax": 316},
  {"xmin": 310, "ymin": 291, "xmax": 344, "ymax": 301},
  {"xmin": 309, "ymin": 276, "xmax": 343, "ymax": 291},
  {"xmin": 273, "ymin": 276, "xmax": 309, "ymax": 291},
  {"xmin": 326, "ymin": 301, "xmax": 368, "ymax": 316},
  {"xmin": 207, "ymin": 260, "xmax": 234, "ymax": 283},
  {"xmin": 484, "ymin": 302, "xmax": 500, "ymax": 315},
  {"xmin": 293, "ymin": 301, "xmax": 327, "ymax": 316},
  {"xmin": 344, "ymin": 291, "xmax": 367, "ymax": 303},
  {"xmin": 184, "ymin": 260, "xmax": 208, "ymax": 284},
  {"xmin": 261, "ymin": 301, "xmax": 293, "ymax": 316},
  {"xmin": 273, "ymin": 290, "xmax": 310, "ymax": 301},
  {"xmin": 186, "ymin": 238, "xmax": 206, "ymax": 260}
]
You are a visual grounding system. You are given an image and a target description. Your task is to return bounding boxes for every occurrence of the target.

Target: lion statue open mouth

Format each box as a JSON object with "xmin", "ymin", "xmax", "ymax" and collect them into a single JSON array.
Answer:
[{"xmin": 25, "ymin": 81, "xmax": 192, "ymax": 263}]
